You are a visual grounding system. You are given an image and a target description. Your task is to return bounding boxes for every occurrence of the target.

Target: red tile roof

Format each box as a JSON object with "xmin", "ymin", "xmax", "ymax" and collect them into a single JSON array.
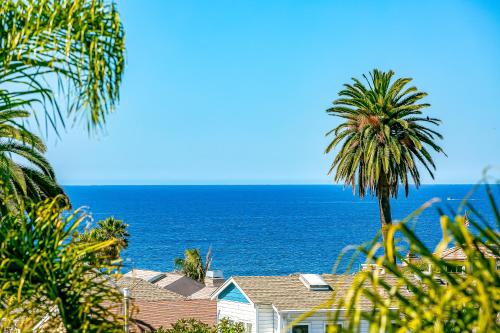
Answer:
[{"xmin": 129, "ymin": 299, "xmax": 217, "ymax": 332}]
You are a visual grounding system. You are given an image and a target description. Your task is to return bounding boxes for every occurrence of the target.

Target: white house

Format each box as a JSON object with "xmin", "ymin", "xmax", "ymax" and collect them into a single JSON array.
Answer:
[{"xmin": 210, "ymin": 273, "xmax": 386, "ymax": 333}]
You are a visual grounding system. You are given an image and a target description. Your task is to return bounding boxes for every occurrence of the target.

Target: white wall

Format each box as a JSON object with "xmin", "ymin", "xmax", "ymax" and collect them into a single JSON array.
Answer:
[
  {"xmin": 273, "ymin": 309, "xmax": 280, "ymax": 333},
  {"xmin": 282, "ymin": 311, "xmax": 369, "ymax": 333},
  {"xmin": 256, "ymin": 305, "xmax": 274, "ymax": 333},
  {"xmin": 217, "ymin": 300, "xmax": 256, "ymax": 333},
  {"xmin": 217, "ymin": 301, "xmax": 370, "ymax": 333}
]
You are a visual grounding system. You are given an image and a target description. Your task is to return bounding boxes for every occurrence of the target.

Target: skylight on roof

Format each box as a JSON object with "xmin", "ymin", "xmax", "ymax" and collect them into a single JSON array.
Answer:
[
  {"xmin": 148, "ymin": 273, "xmax": 166, "ymax": 284},
  {"xmin": 299, "ymin": 274, "xmax": 331, "ymax": 291}
]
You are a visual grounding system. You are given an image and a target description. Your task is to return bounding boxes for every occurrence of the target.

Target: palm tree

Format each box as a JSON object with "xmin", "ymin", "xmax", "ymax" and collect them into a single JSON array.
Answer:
[
  {"xmin": 0, "ymin": 197, "xmax": 125, "ymax": 331},
  {"xmin": 174, "ymin": 247, "xmax": 213, "ymax": 283},
  {"xmin": 0, "ymin": 0, "xmax": 125, "ymax": 205},
  {"xmin": 325, "ymin": 69, "xmax": 444, "ymax": 249},
  {"xmin": 79, "ymin": 217, "xmax": 129, "ymax": 260},
  {"xmin": 0, "ymin": 104, "xmax": 64, "ymax": 203},
  {"xmin": 0, "ymin": 0, "xmax": 125, "ymax": 132}
]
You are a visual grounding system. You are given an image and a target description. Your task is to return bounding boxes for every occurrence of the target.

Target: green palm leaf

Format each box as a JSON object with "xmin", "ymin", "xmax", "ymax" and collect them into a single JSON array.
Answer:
[
  {"xmin": 0, "ymin": 102, "xmax": 65, "ymax": 204},
  {"xmin": 0, "ymin": 0, "xmax": 125, "ymax": 132}
]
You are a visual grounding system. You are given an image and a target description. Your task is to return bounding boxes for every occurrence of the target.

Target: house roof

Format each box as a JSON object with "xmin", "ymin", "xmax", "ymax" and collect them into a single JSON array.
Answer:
[
  {"xmin": 124, "ymin": 269, "xmax": 165, "ymax": 282},
  {"xmin": 123, "ymin": 269, "xmax": 219, "ymax": 300},
  {"xmin": 189, "ymin": 285, "xmax": 219, "ymax": 300},
  {"xmin": 114, "ymin": 276, "xmax": 217, "ymax": 331},
  {"xmin": 116, "ymin": 277, "xmax": 183, "ymax": 301},
  {"xmin": 152, "ymin": 272, "xmax": 185, "ymax": 287},
  {"xmin": 218, "ymin": 274, "xmax": 410, "ymax": 312},
  {"xmin": 155, "ymin": 273, "xmax": 205, "ymax": 297},
  {"xmin": 438, "ymin": 245, "xmax": 498, "ymax": 261},
  {"xmin": 129, "ymin": 299, "xmax": 217, "ymax": 331}
]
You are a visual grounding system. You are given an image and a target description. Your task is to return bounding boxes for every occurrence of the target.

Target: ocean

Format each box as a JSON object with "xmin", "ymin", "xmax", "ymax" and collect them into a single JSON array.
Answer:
[{"xmin": 64, "ymin": 184, "xmax": 495, "ymax": 277}]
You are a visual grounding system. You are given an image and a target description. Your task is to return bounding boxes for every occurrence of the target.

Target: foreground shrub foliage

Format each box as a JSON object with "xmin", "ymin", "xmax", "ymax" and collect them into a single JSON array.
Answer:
[
  {"xmin": 154, "ymin": 318, "xmax": 245, "ymax": 333},
  {"xmin": 0, "ymin": 196, "xmax": 124, "ymax": 332},
  {"xmin": 319, "ymin": 181, "xmax": 500, "ymax": 332}
]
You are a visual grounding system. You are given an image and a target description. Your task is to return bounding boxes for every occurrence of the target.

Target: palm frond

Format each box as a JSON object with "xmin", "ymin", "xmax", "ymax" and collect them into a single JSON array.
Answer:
[{"xmin": 0, "ymin": 0, "xmax": 125, "ymax": 132}]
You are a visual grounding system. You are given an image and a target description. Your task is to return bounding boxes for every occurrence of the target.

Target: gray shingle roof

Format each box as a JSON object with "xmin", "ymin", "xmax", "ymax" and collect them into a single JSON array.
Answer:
[
  {"xmin": 124, "ymin": 269, "xmax": 219, "ymax": 300},
  {"xmin": 160, "ymin": 275, "xmax": 205, "ymax": 297},
  {"xmin": 189, "ymin": 285, "xmax": 219, "ymax": 300},
  {"xmin": 116, "ymin": 277, "xmax": 183, "ymax": 301},
  {"xmin": 438, "ymin": 245, "xmax": 498, "ymax": 261},
  {"xmin": 231, "ymin": 274, "xmax": 409, "ymax": 311}
]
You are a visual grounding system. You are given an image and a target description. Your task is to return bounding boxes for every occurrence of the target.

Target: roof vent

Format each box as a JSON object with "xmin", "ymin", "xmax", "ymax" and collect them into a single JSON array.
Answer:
[
  {"xmin": 206, "ymin": 270, "xmax": 224, "ymax": 279},
  {"xmin": 147, "ymin": 273, "xmax": 166, "ymax": 284},
  {"xmin": 299, "ymin": 274, "xmax": 331, "ymax": 291}
]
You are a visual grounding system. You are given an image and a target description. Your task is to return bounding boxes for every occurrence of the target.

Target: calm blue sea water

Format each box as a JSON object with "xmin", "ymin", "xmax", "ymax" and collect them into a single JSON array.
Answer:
[{"xmin": 64, "ymin": 185, "xmax": 496, "ymax": 277}]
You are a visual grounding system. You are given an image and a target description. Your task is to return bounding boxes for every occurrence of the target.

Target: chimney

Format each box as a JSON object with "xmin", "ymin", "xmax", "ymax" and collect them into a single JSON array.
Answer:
[
  {"xmin": 360, "ymin": 264, "xmax": 386, "ymax": 275},
  {"xmin": 205, "ymin": 270, "xmax": 224, "ymax": 287}
]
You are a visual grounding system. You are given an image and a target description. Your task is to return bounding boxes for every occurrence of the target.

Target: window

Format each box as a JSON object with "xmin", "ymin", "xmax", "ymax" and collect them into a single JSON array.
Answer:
[
  {"xmin": 433, "ymin": 277, "xmax": 447, "ymax": 285},
  {"xmin": 391, "ymin": 322, "xmax": 402, "ymax": 330},
  {"xmin": 446, "ymin": 264, "xmax": 465, "ymax": 273},
  {"xmin": 292, "ymin": 324, "xmax": 309, "ymax": 333},
  {"xmin": 325, "ymin": 323, "xmax": 343, "ymax": 333},
  {"xmin": 244, "ymin": 323, "xmax": 252, "ymax": 333}
]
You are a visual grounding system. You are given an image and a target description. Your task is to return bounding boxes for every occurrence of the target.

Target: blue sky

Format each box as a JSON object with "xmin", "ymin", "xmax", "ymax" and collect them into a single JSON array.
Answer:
[{"xmin": 46, "ymin": 0, "xmax": 500, "ymax": 185}]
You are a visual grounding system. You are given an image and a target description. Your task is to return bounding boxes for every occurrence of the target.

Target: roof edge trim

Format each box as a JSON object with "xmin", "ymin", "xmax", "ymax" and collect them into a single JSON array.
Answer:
[{"xmin": 210, "ymin": 277, "xmax": 254, "ymax": 305}]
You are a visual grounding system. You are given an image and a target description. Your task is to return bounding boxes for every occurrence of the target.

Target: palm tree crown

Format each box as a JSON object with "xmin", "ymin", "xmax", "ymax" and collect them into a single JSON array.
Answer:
[
  {"xmin": 326, "ymin": 69, "xmax": 444, "ymax": 198},
  {"xmin": 325, "ymin": 69, "xmax": 444, "ymax": 244},
  {"xmin": 174, "ymin": 247, "xmax": 213, "ymax": 283},
  {"xmin": 0, "ymin": 104, "xmax": 64, "ymax": 202},
  {"xmin": 79, "ymin": 217, "xmax": 129, "ymax": 260}
]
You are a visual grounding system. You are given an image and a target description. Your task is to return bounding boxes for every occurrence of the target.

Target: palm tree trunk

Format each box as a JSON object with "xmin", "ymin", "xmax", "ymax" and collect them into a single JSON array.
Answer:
[{"xmin": 378, "ymin": 173, "xmax": 392, "ymax": 253}]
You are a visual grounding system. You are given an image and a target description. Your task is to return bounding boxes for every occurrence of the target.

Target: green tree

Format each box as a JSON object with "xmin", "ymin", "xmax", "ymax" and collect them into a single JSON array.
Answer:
[
  {"xmin": 79, "ymin": 217, "xmax": 129, "ymax": 261},
  {"xmin": 325, "ymin": 69, "xmax": 444, "ymax": 247},
  {"xmin": 303, "ymin": 181, "xmax": 499, "ymax": 333},
  {"xmin": 174, "ymin": 247, "xmax": 212, "ymax": 283},
  {"xmin": 156, "ymin": 319, "xmax": 211, "ymax": 333},
  {"xmin": 0, "ymin": 196, "xmax": 124, "ymax": 332},
  {"xmin": 0, "ymin": 107, "xmax": 64, "ymax": 203},
  {"xmin": 0, "ymin": 0, "xmax": 125, "ymax": 132},
  {"xmin": 217, "ymin": 318, "xmax": 245, "ymax": 333}
]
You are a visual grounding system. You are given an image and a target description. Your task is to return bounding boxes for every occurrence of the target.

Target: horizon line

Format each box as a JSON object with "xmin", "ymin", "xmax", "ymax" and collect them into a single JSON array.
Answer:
[{"xmin": 61, "ymin": 183, "xmax": 481, "ymax": 187}]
